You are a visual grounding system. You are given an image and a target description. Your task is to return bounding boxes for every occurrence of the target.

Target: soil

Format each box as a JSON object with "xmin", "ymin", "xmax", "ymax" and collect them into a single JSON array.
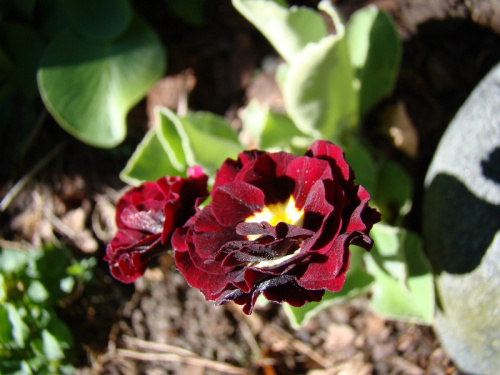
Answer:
[{"xmin": 2, "ymin": 0, "xmax": 500, "ymax": 374}]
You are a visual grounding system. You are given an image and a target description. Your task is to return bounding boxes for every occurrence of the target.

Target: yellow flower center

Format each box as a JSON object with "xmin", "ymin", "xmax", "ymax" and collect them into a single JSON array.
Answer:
[
  {"xmin": 243, "ymin": 196, "xmax": 306, "ymax": 269},
  {"xmin": 245, "ymin": 196, "xmax": 304, "ymax": 227},
  {"xmin": 244, "ymin": 196, "xmax": 304, "ymax": 241}
]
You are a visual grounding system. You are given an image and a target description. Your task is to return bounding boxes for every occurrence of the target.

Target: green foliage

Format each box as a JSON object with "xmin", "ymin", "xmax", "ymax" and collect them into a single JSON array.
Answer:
[
  {"xmin": 346, "ymin": 5, "xmax": 401, "ymax": 118},
  {"xmin": 232, "ymin": 0, "xmax": 327, "ymax": 62},
  {"xmin": 0, "ymin": 0, "xmax": 166, "ymax": 148},
  {"xmin": 37, "ymin": 15, "xmax": 165, "ymax": 148},
  {"xmin": 121, "ymin": 107, "xmax": 242, "ymax": 185},
  {"xmin": 284, "ymin": 247, "xmax": 374, "ymax": 328},
  {"xmin": 0, "ymin": 247, "xmax": 96, "ymax": 374},
  {"xmin": 365, "ymin": 224, "xmax": 434, "ymax": 324},
  {"xmin": 233, "ymin": 0, "xmax": 401, "ymax": 142}
]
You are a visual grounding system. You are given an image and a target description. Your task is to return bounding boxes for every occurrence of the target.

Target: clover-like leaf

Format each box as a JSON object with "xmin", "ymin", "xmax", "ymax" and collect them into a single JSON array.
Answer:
[
  {"xmin": 232, "ymin": 0, "xmax": 327, "ymax": 62},
  {"xmin": 365, "ymin": 224, "xmax": 434, "ymax": 324},
  {"xmin": 38, "ymin": 16, "xmax": 166, "ymax": 148},
  {"xmin": 346, "ymin": 5, "xmax": 401, "ymax": 117},
  {"xmin": 283, "ymin": 34, "xmax": 358, "ymax": 140}
]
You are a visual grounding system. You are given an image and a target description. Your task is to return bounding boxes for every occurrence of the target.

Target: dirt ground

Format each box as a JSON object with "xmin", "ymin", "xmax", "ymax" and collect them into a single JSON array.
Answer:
[{"xmin": 2, "ymin": 0, "xmax": 500, "ymax": 374}]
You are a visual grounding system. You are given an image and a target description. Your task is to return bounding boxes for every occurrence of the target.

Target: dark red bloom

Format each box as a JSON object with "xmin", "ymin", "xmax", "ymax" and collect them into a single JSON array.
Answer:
[
  {"xmin": 105, "ymin": 166, "xmax": 208, "ymax": 283},
  {"xmin": 172, "ymin": 140, "xmax": 381, "ymax": 314}
]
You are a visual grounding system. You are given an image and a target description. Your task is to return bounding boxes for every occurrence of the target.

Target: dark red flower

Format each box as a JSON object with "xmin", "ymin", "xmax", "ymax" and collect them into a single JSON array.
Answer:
[
  {"xmin": 105, "ymin": 166, "xmax": 208, "ymax": 283},
  {"xmin": 172, "ymin": 140, "xmax": 381, "ymax": 314}
]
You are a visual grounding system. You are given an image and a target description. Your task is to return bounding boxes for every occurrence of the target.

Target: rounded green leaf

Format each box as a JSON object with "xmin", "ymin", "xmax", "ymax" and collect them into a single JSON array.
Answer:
[
  {"xmin": 59, "ymin": 0, "xmax": 132, "ymax": 42},
  {"xmin": 38, "ymin": 16, "xmax": 166, "ymax": 148}
]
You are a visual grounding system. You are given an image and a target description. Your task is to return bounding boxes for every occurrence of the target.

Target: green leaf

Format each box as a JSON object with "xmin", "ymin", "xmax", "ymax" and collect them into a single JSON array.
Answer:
[
  {"xmin": 38, "ymin": 16, "xmax": 166, "ymax": 148},
  {"xmin": 373, "ymin": 159, "xmax": 413, "ymax": 223},
  {"xmin": 284, "ymin": 248, "xmax": 374, "ymax": 328},
  {"xmin": 182, "ymin": 112, "xmax": 242, "ymax": 175},
  {"xmin": 343, "ymin": 139, "xmax": 376, "ymax": 194},
  {"xmin": 346, "ymin": 5, "xmax": 401, "ymax": 117},
  {"xmin": 59, "ymin": 0, "xmax": 133, "ymax": 42},
  {"xmin": 26, "ymin": 280, "xmax": 49, "ymax": 303},
  {"xmin": 26, "ymin": 247, "xmax": 72, "ymax": 302},
  {"xmin": 241, "ymin": 100, "xmax": 305, "ymax": 150},
  {"xmin": 156, "ymin": 107, "xmax": 188, "ymax": 172},
  {"xmin": 0, "ymin": 274, "xmax": 6, "ymax": 302},
  {"xmin": 366, "ymin": 224, "xmax": 434, "ymax": 324},
  {"xmin": 120, "ymin": 127, "xmax": 181, "ymax": 185},
  {"xmin": 5, "ymin": 303, "xmax": 29, "ymax": 347},
  {"xmin": 283, "ymin": 34, "xmax": 358, "ymax": 141},
  {"xmin": 232, "ymin": 0, "xmax": 327, "ymax": 62},
  {"xmin": 157, "ymin": 108, "xmax": 242, "ymax": 176},
  {"xmin": 0, "ymin": 249, "xmax": 28, "ymax": 274},
  {"xmin": 41, "ymin": 329, "xmax": 64, "ymax": 361}
]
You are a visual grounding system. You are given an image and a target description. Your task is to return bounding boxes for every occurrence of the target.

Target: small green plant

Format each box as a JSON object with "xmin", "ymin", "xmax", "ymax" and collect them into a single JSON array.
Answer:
[{"xmin": 0, "ymin": 246, "xmax": 96, "ymax": 375}]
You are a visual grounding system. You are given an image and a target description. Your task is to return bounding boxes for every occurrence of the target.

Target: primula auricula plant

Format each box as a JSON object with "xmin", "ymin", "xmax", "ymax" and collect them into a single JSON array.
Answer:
[
  {"xmin": 106, "ymin": 141, "xmax": 380, "ymax": 314},
  {"xmin": 107, "ymin": 0, "xmax": 435, "ymax": 326}
]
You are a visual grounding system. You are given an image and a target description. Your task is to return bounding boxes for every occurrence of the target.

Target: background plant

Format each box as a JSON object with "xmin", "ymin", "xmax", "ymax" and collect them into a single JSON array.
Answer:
[
  {"xmin": 0, "ymin": 246, "xmax": 96, "ymax": 375},
  {"xmin": 0, "ymin": 0, "xmax": 165, "ymax": 150}
]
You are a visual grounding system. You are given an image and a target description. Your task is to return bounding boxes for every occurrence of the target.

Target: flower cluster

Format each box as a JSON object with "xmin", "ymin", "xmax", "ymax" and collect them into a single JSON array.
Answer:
[{"xmin": 106, "ymin": 141, "xmax": 380, "ymax": 313}]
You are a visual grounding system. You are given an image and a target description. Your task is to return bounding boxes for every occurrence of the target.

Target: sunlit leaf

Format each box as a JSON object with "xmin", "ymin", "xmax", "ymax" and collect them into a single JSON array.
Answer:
[
  {"xmin": 0, "ymin": 248, "xmax": 28, "ymax": 274},
  {"xmin": 241, "ymin": 100, "xmax": 305, "ymax": 150},
  {"xmin": 27, "ymin": 280, "xmax": 49, "ymax": 303},
  {"xmin": 38, "ymin": 16, "xmax": 166, "ymax": 148},
  {"xmin": 5, "ymin": 302, "xmax": 29, "ymax": 347},
  {"xmin": 284, "ymin": 248, "xmax": 374, "ymax": 328},
  {"xmin": 283, "ymin": 34, "xmax": 358, "ymax": 140},
  {"xmin": 366, "ymin": 224, "xmax": 434, "ymax": 324},
  {"xmin": 157, "ymin": 107, "xmax": 189, "ymax": 171},
  {"xmin": 42, "ymin": 329, "xmax": 64, "ymax": 361},
  {"xmin": 346, "ymin": 5, "xmax": 401, "ymax": 117},
  {"xmin": 232, "ymin": 0, "xmax": 327, "ymax": 62},
  {"xmin": 181, "ymin": 111, "xmax": 242, "ymax": 175},
  {"xmin": 120, "ymin": 127, "xmax": 181, "ymax": 186}
]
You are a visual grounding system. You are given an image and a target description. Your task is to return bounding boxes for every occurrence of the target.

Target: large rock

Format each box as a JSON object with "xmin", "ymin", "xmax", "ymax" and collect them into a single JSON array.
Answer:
[{"xmin": 423, "ymin": 62, "xmax": 500, "ymax": 374}]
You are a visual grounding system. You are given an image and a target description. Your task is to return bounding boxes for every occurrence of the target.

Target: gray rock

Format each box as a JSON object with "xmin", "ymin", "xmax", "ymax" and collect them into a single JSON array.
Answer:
[{"xmin": 423, "ymin": 62, "xmax": 500, "ymax": 375}]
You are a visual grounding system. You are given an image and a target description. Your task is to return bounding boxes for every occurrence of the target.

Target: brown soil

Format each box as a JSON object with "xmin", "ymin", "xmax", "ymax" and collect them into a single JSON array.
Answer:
[{"xmin": 2, "ymin": 0, "xmax": 500, "ymax": 374}]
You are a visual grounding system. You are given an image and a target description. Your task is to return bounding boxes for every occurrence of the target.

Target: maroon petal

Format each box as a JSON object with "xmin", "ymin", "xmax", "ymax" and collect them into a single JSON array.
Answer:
[
  {"xmin": 211, "ymin": 182, "xmax": 265, "ymax": 226},
  {"xmin": 306, "ymin": 140, "xmax": 351, "ymax": 182}
]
